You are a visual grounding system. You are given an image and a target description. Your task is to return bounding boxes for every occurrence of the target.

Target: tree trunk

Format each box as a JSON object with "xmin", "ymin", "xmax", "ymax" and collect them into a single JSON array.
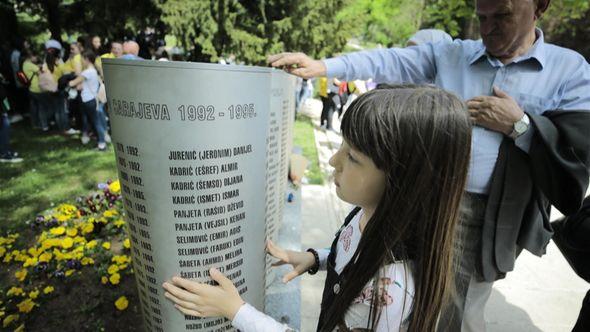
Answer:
[
  {"xmin": 42, "ymin": 0, "xmax": 62, "ymax": 42},
  {"xmin": 0, "ymin": 2, "xmax": 19, "ymax": 45}
]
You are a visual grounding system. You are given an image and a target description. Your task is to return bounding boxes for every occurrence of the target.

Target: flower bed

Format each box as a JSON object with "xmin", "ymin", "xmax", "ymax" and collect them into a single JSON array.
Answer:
[{"xmin": 0, "ymin": 181, "xmax": 143, "ymax": 331}]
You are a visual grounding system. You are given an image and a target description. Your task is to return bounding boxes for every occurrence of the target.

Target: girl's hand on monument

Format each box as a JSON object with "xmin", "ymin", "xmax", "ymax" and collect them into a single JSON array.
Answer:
[
  {"xmin": 266, "ymin": 240, "xmax": 316, "ymax": 283},
  {"xmin": 162, "ymin": 268, "xmax": 245, "ymax": 321},
  {"xmin": 267, "ymin": 52, "xmax": 327, "ymax": 79}
]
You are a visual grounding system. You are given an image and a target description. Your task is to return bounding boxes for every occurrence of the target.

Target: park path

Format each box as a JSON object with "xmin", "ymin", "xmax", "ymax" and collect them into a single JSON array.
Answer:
[{"xmin": 297, "ymin": 98, "xmax": 587, "ymax": 332}]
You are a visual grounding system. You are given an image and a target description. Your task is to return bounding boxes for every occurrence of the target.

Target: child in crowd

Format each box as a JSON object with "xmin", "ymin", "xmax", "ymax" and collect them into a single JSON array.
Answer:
[
  {"xmin": 163, "ymin": 85, "xmax": 472, "ymax": 331},
  {"xmin": 68, "ymin": 50, "xmax": 107, "ymax": 151}
]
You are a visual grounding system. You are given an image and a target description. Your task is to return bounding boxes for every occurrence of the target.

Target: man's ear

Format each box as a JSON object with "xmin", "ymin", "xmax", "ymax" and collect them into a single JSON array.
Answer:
[{"xmin": 535, "ymin": 0, "xmax": 551, "ymax": 19}]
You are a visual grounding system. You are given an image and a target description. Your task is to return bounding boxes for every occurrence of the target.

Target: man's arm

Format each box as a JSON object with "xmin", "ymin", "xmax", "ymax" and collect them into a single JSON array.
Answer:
[
  {"xmin": 323, "ymin": 44, "xmax": 437, "ymax": 83},
  {"xmin": 268, "ymin": 44, "xmax": 439, "ymax": 83}
]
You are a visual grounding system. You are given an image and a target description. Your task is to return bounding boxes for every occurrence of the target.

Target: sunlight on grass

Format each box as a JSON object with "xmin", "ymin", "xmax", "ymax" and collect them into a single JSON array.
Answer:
[
  {"xmin": 294, "ymin": 114, "xmax": 324, "ymax": 185},
  {"xmin": 0, "ymin": 123, "xmax": 117, "ymax": 231}
]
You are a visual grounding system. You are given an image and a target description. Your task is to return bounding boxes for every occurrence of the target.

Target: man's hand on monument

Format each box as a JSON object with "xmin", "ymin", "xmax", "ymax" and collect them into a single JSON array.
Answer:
[
  {"xmin": 266, "ymin": 240, "xmax": 316, "ymax": 283},
  {"xmin": 162, "ymin": 268, "xmax": 245, "ymax": 320},
  {"xmin": 467, "ymin": 86, "xmax": 524, "ymax": 135},
  {"xmin": 267, "ymin": 52, "xmax": 327, "ymax": 79}
]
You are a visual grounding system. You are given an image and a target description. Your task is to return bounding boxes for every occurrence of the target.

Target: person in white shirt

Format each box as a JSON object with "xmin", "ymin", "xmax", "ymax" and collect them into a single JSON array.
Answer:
[
  {"xmin": 68, "ymin": 50, "xmax": 107, "ymax": 151},
  {"xmin": 163, "ymin": 85, "xmax": 473, "ymax": 331}
]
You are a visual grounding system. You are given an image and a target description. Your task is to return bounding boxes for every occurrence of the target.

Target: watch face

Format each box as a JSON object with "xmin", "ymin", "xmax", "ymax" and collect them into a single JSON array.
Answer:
[{"xmin": 515, "ymin": 121, "xmax": 528, "ymax": 134}]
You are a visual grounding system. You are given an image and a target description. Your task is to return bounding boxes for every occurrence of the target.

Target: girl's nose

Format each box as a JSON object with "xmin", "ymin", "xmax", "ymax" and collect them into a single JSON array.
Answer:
[{"xmin": 329, "ymin": 150, "xmax": 340, "ymax": 169}]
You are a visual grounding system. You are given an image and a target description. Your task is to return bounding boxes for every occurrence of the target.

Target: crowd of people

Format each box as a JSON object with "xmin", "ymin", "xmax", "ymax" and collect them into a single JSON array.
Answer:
[{"xmin": 0, "ymin": 34, "xmax": 164, "ymax": 162}]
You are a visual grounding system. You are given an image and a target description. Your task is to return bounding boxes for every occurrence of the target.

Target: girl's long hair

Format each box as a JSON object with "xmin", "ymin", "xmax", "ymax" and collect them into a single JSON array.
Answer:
[{"xmin": 321, "ymin": 85, "xmax": 471, "ymax": 332}]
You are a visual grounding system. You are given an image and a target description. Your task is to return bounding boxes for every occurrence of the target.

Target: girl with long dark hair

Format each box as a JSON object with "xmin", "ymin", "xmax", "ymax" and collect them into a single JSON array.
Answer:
[{"xmin": 162, "ymin": 85, "xmax": 472, "ymax": 331}]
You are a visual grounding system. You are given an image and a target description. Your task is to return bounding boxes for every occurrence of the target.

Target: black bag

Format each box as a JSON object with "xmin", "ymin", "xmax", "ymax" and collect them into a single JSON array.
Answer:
[
  {"xmin": 551, "ymin": 196, "xmax": 590, "ymax": 283},
  {"xmin": 58, "ymin": 73, "xmax": 77, "ymax": 91}
]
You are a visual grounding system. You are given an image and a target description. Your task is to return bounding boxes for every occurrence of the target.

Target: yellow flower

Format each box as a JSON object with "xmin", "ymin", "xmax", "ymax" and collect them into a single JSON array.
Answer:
[
  {"xmin": 41, "ymin": 238, "xmax": 60, "ymax": 250},
  {"xmin": 109, "ymin": 180, "xmax": 121, "ymax": 194},
  {"xmin": 49, "ymin": 226, "xmax": 65, "ymax": 235},
  {"xmin": 66, "ymin": 228, "xmax": 78, "ymax": 237},
  {"xmin": 22, "ymin": 257, "xmax": 37, "ymax": 267},
  {"xmin": 2, "ymin": 314, "xmax": 19, "ymax": 328},
  {"xmin": 0, "ymin": 246, "xmax": 6, "ymax": 258},
  {"xmin": 15, "ymin": 269, "xmax": 27, "ymax": 282},
  {"xmin": 81, "ymin": 257, "xmax": 94, "ymax": 265},
  {"xmin": 73, "ymin": 236, "xmax": 86, "ymax": 244},
  {"xmin": 17, "ymin": 298, "xmax": 35, "ymax": 313},
  {"xmin": 0, "ymin": 311, "xmax": 3, "ymax": 318},
  {"xmin": 101, "ymin": 276, "xmax": 108, "ymax": 284},
  {"xmin": 107, "ymin": 264, "xmax": 119, "ymax": 275},
  {"xmin": 29, "ymin": 290, "xmax": 39, "ymax": 299},
  {"xmin": 103, "ymin": 209, "xmax": 119, "ymax": 218},
  {"xmin": 102, "ymin": 242, "xmax": 111, "ymax": 250},
  {"xmin": 111, "ymin": 255, "xmax": 130, "ymax": 265},
  {"xmin": 109, "ymin": 273, "xmax": 121, "ymax": 285},
  {"xmin": 81, "ymin": 222, "xmax": 94, "ymax": 234},
  {"xmin": 55, "ymin": 214, "xmax": 70, "ymax": 222},
  {"xmin": 14, "ymin": 323, "xmax": 25, "ymax": 332},
  {"xmin": 123, "ymin": 238, "xmax": 131, "ymax": 249},
  {"xmin": 85, "ymin": 240, "xmax": 97, "ymax": 249},
  {"xmin": 3, "ymin": 254, "xmax": 12, "ymax": 263},
  {"xmin": 43, "ymin": 286, "xmax": 54, "ymax": 294},
  {"xmin": 113, "ymin": 219, "xmax": 126, "ymax": 228},
  {"xmin": 65, "ymin": 270, "xmax": 75, "ymax": 277},
  {"xmin": 57, "ymin": 203, "xmax": 77, "ymax": 214},
  {"xmin": 38, "ymin": 252, "xmax": 53, "ymax": 263},
  {"xmin": 114, "ymin": 296, "xmax": 128, "ymax": 310},
  {"xmin": 61, "ymin": 237, "xmax": 74, "ymax": 249},
  {"xmin": 27, "ymin": 247, "xmax": 42, "ymax": 257},
  {"xmin": 7, "ymin": 287, "xmax": 24, "ymax": 297}
]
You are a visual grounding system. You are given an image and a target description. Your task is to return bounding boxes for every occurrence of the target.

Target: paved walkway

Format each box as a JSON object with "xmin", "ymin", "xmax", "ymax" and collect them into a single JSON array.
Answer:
[{"xmin": 298, "ymin": 98, "xmax": 587, "ymax": 332}]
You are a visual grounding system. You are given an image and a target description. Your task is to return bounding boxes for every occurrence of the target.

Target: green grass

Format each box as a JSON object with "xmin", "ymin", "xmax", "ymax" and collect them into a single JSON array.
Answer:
[
  {"xmin": 293, "ymin": 114, "xmax": 324, "ymax": 185},
  {"xmin": 0, "ymin": 122, "xmax": 117, "ymax": 232}
]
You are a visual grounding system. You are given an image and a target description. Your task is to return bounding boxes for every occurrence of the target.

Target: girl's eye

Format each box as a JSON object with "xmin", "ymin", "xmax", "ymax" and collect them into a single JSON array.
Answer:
[{"xmin": 347, "ymin": 153, "xmax": 357, "ymax": 163}]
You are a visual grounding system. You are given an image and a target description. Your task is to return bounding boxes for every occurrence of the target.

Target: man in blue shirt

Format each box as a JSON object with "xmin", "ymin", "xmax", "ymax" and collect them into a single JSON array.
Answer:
[{"xmin": 269, "ymin": 0, "xmax": 590, "ymax": 330}]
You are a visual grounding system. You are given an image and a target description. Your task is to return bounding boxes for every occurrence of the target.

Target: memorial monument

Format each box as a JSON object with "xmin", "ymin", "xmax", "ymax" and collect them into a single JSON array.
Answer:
[{"xmin": 103, "ymin": 59, "xmax": 295, "ymax": 331}]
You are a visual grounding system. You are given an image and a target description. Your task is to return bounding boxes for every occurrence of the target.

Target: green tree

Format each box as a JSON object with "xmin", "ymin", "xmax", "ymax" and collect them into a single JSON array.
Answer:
[
  {"xmin": 421, "ymin": 0, "xmax": 476, "ymax": 38},
  {"xmin": 6, "ymin": 0, "xmax": 161, "ymax": 44},
  {"xmin": 338, "ymin": 0, "xmax": 424, "ymax": 47},
  {"xmin": 158, "ymin": 0, "xmax": 353, "ymax": 64}
]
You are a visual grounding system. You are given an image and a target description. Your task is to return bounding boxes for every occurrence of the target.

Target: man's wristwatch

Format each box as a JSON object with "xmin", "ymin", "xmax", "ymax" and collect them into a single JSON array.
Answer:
[{"xmin": 509, "ymin": 113, "xmax": 530, "ymax": 140}]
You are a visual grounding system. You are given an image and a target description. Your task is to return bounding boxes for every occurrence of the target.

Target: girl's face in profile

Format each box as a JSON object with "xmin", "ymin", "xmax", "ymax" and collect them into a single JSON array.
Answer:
[{"xmin": 329, "ymin": 139, "xmax": 386, "ymax": 209}]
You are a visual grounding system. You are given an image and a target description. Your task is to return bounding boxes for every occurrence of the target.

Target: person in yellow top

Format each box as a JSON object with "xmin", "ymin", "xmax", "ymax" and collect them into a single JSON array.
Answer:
[
  {"xmin": 95, "ymin": 41, "xmax": 123, "ymax": 77},
  {"xmin": 43, "ymin": 48, "xmax": 76, "ymax": 134},
  {"xmin": 21, "ymin": 49, "xmax": 44, "ymax": 129},
  {"xmin": 319, "ymin": 76, "xmax": 328, "ymax": 98},
  {"xmin": 63, "ymin": 43, "xmax": 82, "ymax": 75},
  {"xmin": 62, "ymin": 42, "xmax": 86, "ymax": 132}
]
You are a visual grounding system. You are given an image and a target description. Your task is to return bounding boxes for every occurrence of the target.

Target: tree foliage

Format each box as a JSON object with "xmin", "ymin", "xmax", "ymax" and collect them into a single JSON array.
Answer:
[
  {"xmin": 338, "ymin": 0, "xmax": 424, "ymax": 47},
  {"xmin": 4, "ymin": 0, "xmax": 161, "ymax": 44},
  {"xmin": 4, "ymin": 0, "xmax": 590, "ymax": 62},
  {"xmin": 421, "ymin": 0, "xmax": 475, "ymax": 38},
  {"xmin": 158, "ymin": 0, "xmax": 352, "ymax": 64}
]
